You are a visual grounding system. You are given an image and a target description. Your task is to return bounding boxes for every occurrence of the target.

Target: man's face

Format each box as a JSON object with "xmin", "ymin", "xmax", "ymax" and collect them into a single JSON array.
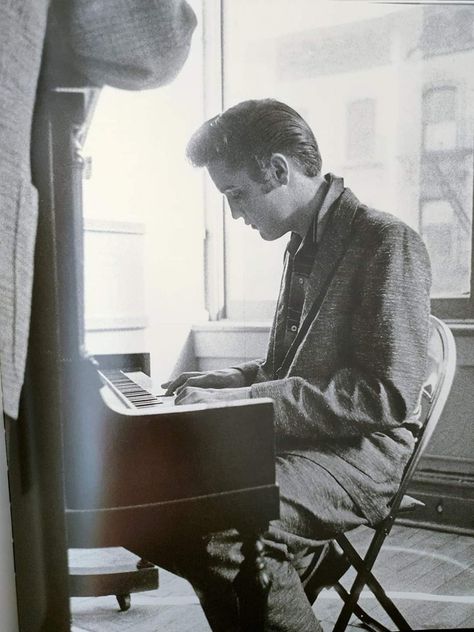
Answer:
[{"xmin": 207, "ymin": 159, "xmax": 292, "ymax": 241}]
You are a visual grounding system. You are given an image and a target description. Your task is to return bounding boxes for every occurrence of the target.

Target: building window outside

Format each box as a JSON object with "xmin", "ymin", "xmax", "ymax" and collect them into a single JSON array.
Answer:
[
  {"xmin": 420, "ymin": 84, "xmax": 473, "ymax": 304},
  {"xmin": 421, "ymin": 199, "xmax": 470, "ymax": 298},
  {"xmin": 423, "ymin": 87, "xmax": 457, "ymax": 152}
]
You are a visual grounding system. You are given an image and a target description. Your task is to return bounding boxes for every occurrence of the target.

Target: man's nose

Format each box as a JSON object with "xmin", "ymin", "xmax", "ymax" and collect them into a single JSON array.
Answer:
[{"xmin": 230, "ymin": 205, "xmax": 244, "ymax": 221}]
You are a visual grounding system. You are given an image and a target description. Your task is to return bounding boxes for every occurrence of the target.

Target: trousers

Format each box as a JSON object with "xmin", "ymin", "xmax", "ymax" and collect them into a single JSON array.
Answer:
[{"xmin": 147, "ymin": 455, "xmax": 368, "ymax": 631}]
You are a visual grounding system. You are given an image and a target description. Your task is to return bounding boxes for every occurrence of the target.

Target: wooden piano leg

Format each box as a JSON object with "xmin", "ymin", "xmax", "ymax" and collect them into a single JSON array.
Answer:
[{"xmin": 234, "ymin": 529, "xmax": 272, "ymax": 631}]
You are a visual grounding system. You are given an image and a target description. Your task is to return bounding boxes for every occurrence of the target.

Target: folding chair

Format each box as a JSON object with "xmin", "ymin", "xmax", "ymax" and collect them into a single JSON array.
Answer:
[{"xmin": 331, "ymin": 315, "xmax": 457, "ymax": 632}]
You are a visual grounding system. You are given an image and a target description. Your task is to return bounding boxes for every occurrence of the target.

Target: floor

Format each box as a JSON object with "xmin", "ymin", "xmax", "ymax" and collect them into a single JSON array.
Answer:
[{"xmin": 70, "ymin": 523, "xmax": 474, "ymax": 631}]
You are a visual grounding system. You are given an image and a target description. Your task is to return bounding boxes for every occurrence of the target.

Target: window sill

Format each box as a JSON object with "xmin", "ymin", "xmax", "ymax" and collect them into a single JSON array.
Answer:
[
  {"xmin": 192, "ymin": 320, "xmax": 272, "ymax": 333},
  {"xmin": 445, "ymin": 320, "xmax": 474, "ymax": 336}
]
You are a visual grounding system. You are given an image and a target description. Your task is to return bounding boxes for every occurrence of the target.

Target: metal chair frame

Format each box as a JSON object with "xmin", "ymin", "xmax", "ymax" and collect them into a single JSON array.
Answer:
[{"xmin": 332, "ymin": 315, "xmax": 457, "ymax": 632}]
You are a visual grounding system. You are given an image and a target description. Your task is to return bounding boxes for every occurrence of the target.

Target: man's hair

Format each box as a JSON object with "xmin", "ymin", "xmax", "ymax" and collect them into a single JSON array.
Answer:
[{"xmin": 186, "ymin": 99, "xmax": 322, "ymax": 181}]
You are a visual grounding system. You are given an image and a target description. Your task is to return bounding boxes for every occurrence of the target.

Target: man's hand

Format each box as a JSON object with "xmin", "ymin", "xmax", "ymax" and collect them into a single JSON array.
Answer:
[
  {"xmin": 174, "ymin": 386, "xmax": 251, "ymax": 406},
  {"xmin": 162, "ymin": 368, "xmax": 246, "ymax": 396}
]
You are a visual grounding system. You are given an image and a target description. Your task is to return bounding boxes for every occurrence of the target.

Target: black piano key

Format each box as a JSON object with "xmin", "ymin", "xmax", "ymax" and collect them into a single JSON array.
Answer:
[
  {"xmin": 100, "ymin": 369, "xmax": 163, "ymax": 409},
  {"xmin": 134, "ymin": 401, "xmax": 161, "ymax": 407}
]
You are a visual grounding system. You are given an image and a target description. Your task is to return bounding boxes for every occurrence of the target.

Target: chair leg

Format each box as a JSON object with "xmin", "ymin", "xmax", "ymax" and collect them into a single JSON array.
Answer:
[
  {"xmin": 335, "ymin": 534, "xmax": 412, "ymax": 632},
  {"xmin": 365, "ymin": 587, "xmax": 411, "ymax": 631},
  {"xmin": 333, "ymin": 569, "xmax": 370, "ymax": 631},
  {"xmin": 333, "ymin": 583, "xmax": 390, "ymax": 632}
]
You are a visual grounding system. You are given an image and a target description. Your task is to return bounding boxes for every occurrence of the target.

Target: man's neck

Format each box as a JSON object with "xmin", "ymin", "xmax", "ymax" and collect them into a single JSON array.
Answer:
[{"xmin": 291, "ymin": 175, "xmax": 328, "ymax": 239}]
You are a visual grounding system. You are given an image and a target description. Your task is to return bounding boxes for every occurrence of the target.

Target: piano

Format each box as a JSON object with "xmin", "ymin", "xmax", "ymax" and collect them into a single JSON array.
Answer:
[
  {"xmin": 12, "ymin": 78, "xmax": 279, "ymax": 629},
  {"xmin": 65, "ymin": 351, "xmax": 279, "ymax": 551}
]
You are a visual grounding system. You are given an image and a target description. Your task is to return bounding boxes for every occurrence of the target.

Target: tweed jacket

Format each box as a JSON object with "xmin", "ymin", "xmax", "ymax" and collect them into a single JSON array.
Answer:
[
  {"xmin": 0, "ymin": 0, "xmax": 196, "ymax": 419},
  {"xmin": 236, "ymin": 182, "xmax": 432, "ymax": 524}
]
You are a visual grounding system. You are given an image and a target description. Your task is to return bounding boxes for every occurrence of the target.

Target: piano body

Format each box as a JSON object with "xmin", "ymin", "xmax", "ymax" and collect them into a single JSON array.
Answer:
[
  {"xmin": 65, "ymin": 351, "xmax": 278, "ymax": 555},
  {"xmin": 6, "ymin": 55, "xmax": 279, "ymax": 631}
]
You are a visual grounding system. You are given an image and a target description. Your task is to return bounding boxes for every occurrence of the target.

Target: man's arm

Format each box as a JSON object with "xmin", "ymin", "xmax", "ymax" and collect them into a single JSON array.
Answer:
[
  {"xmin": 164, "ymin": 357, "xmax": 272, "ymax": 399},
  {"xmin": 229, "ymin": 359, "xmax": 270, "ymax": 385},
  {"xmin": 163, "ymin": 367, "xmax": 248, "ymax": 395},
  {"xmin": 249, "ymin": 223, "xmax": 431, "ymax": 442}
]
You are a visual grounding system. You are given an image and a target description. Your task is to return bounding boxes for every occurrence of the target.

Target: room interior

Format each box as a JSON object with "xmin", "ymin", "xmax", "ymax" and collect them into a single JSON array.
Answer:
[{"xmin": 1, "ymin": 1, "xmax": 473, "ymax": 630}]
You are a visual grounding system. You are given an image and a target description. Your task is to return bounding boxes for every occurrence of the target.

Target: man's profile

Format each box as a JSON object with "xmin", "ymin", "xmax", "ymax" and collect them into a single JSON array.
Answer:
[{"xmin": 161, "ymin": 98, "xmax": 431, "ymax": 631}]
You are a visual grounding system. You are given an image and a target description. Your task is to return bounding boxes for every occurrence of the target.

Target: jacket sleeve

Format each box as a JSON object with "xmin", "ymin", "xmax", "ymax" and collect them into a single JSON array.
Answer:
[
  {"xmin": 231, "ymin": 359, "xmax": 270, "ymax": 385},
  {"xmin": 250, "ymin": 223, "xmax": 432, "ymax": 442},
  {"xmin": 65, "ymin": 0, "xmax": 197, "ymax": 90}
]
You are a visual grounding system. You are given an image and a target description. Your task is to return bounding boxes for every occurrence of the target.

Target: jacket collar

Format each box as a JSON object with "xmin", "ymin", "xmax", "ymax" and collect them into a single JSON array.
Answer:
[{"xmin": 300, "ymin": 184, "xmax": 360, "ymax": 323}]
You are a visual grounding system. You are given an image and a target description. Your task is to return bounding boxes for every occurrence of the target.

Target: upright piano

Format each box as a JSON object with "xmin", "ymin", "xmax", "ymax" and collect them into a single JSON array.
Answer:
[{"xmin": 14, "ymin": 77, "xmax": 280, "ymax": 630}]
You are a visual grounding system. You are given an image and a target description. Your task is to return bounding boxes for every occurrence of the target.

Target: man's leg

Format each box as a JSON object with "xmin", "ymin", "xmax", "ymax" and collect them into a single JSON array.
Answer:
[{"xmin": 150, "ymin": 455, "xmax": 367, "ymax": 631}]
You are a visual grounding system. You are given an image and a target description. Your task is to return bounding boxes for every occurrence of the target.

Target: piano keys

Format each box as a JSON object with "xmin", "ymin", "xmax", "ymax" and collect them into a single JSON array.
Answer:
[{"xmin": 98, "ymin": 368, "xmax": 175, "ymax": 410}]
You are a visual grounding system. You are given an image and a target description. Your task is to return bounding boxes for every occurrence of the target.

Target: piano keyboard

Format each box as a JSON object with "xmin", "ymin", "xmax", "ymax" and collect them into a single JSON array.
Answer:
[{"xmin": 99, "ymin": 369, "xmax": 165, "ymax": 410}]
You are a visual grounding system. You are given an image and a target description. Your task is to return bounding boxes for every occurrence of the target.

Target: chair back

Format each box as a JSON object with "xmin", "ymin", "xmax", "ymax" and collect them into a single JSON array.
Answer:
[{"xmin": 389, "ymin": 315, "xmax": 456, "ymax": 514}]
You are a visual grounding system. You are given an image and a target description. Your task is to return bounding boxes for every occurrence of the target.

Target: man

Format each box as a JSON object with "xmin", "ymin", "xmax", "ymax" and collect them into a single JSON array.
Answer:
[{"xmin": 163, "ymin": 99, "xmax": 431, "ymax": 631}]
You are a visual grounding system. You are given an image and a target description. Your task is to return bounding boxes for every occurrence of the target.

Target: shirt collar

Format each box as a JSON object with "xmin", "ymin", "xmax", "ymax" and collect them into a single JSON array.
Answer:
[
  {"xmin": 288, "ymin": 173, "xmax": 344, "ymax": 256},
  {"xmin": 316, "ymin": 173, "xmax": 345, "ymax": 244}
]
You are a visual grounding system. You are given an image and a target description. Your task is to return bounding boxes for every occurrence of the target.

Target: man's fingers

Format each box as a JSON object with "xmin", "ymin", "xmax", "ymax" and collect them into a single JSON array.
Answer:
[
  {"xmin": 174, "ymin": 386, "xmax": 198, "ymax": 405},
  {"xmin": 163, "ymin": 380, "xmax": 186, "ymax": 396},
  {"xmin": 162, "ymin": 370, "xmax": 241, "ymax": 395},
  {"xmin": 183, "ymin": 374, "xmax": 210, "ymax": 388},
  {"xmin": 162, "ymin": 380, "xmax": 178, "ymax": 395},
  {"xmin": 162, "ymin": 372, "xmax": 201, "ymax": 395}
]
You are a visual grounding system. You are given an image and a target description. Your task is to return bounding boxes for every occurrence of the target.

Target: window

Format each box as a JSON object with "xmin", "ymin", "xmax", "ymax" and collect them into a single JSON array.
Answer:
[
  {"xmin": 346, "ymin": 99, "xmax": 376, "ymax": 162},
  {"xmin": 421, "ymin": 200, "xmax": 470, "ymax": 298},
  {"xmin": 423, "ymin": 87, "xmax": 457, "ymax": 151},
  {"xmin": 205, "ymin": 1, "xmax": 474, "ymax": 321},
  {"xmin": 420, "ymin": 84, "xmax": 474, "ymax": 316}
]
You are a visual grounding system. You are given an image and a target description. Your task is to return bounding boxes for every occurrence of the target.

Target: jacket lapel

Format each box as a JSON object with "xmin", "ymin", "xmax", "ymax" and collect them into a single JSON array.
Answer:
[
  {"xmin": 271, "ymin": 250, "xmax": 292, "ymax": 372},
  {"xmin": 300, "ymin": 188, "xmax": 360, "ymax": 323},
  {"xmin": 275, "ymin": 188, "xmax": 360, "ymax": 377}
]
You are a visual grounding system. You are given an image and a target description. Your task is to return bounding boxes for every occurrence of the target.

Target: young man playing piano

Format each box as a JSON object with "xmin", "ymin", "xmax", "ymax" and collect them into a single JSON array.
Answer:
[{"xmin": 163, "ymin": 99, "xmax": 431, "ymax": 631}]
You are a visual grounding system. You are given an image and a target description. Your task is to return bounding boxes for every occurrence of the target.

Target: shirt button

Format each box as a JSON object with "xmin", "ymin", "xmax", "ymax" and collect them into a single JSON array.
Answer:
[{"xmin": 290, "ymin": 325, "xmax": 297, "ymax": 332}]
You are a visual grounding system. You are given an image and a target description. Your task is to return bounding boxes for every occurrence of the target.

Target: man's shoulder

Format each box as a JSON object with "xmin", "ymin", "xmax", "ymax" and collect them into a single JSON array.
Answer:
[
  {"xmin": 348, "ymin": 197, "xmax": 422, "ymax": 249},
  {"xmin": 335, "ymin": 181, "xmax": 412, "ymax": 236}
]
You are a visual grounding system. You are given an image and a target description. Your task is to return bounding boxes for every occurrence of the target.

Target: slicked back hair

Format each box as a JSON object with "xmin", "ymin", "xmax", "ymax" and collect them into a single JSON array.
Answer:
[{"xmin": 186, "ymin": 99, "xmax": 322, "ymax": 182}]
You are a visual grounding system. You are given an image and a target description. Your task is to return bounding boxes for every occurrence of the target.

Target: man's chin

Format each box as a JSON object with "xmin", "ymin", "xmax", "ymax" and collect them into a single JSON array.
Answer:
[
  {"xmin": 259, "ymin": 231, "xmax": 280, "ymax": 241},
  {"xmin": 255, "ymin": 227, "xmax": 276, "ymax": 241}
]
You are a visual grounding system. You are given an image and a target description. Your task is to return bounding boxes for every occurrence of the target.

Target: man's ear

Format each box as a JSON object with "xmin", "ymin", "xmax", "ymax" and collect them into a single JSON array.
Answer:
[{"xmin": 269, "ymin": 153, "xmax": 290, "ymax": 186}]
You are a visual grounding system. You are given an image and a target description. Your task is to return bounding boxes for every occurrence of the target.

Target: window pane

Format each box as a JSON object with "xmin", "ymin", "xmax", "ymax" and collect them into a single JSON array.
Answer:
[
  {"xmin": 346, "ymin": 98, "xmax": 376, "ymax": 161},
  {"xmin": 423, "ymin": 87, "xmax": 457, "ymax": 151},
  {"xmin": 221, "ymin": 1, "xmax": 474, "ymax": 319},
  {"xmin": 421, "ymin": 200, "xmax": 470, "ymax": 297},
  {"xmin": 424, "ymin": 88, "xmax": 456, "ymax": 124}
]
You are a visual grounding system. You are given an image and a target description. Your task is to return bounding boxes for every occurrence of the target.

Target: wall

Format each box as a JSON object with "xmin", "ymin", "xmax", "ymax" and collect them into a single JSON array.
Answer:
[{"xmin": 82, "ymin": 0, "xmax": 206, "ymax": 389}]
